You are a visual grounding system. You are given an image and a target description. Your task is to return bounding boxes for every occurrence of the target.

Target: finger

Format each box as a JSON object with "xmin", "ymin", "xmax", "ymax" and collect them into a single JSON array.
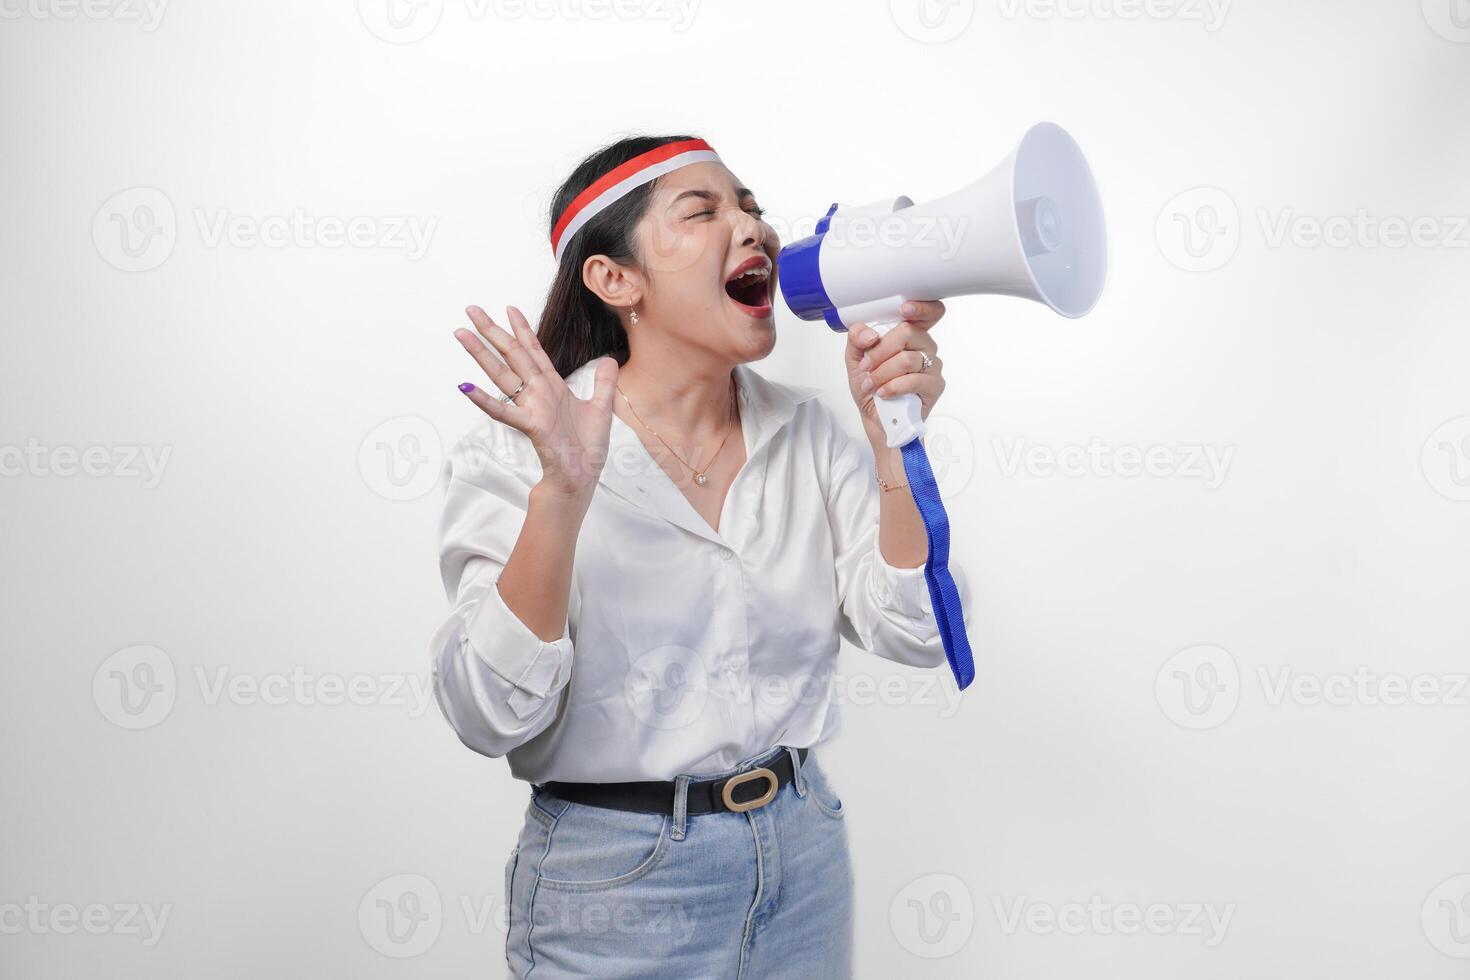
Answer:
[
  {"xmin": 869, "ymin": 350, "xmax": 942, "ymax": 390},
  {"xmin": 898, "ymin": 299, "xmax": 946, "ymax": 328},
  {"xmin": 590, "ymin": 355, "xmax": 619, "ymax": 412},
  {"xmin": 506, "ymin": 305, "xmax": 555, "ymax": 378},
  {"xmin": 873, "ymin": 369, "xmax": 944, "ymax": 402},
  {"xmin": 466, "ymin": 305, "xmax": 539, "ymax": 383},
  {"xmin": 844, "ymin": 323, "xmax": 875, "ymax": 367},
  {"xmin": 454, "ymin": 327, "xmax": 522, "ymax": 397},
  {"xmin": 456, "ymin": 381, "xmax": 524, "ymax": 427},
  {"xmin": 860, "ymin": 322, "xmax": 937, "ymax": 373}
]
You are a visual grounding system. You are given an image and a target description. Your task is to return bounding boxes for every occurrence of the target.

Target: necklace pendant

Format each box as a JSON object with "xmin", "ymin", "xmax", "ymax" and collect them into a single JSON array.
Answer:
[{"xmin": 694, "ymin": 473, "xmax": 708, "ymax": 486}]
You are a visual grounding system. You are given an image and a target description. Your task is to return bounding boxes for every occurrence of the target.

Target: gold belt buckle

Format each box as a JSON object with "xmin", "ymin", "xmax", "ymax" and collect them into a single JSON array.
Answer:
[{"xmin": 721, "ymin": 766, "xmax": 779, "ymax": 813}]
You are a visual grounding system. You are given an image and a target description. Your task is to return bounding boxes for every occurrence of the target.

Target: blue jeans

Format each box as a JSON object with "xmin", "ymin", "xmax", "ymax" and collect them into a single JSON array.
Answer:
[{"xmin": 504, "ymin": 745, "xmax": 854, "ymax": 978}]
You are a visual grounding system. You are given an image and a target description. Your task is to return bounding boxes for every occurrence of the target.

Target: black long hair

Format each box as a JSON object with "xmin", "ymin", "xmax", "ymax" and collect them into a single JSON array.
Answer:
[{"xmin": 538, "ymin": 134, "xmax": 700, "ymax": 378}]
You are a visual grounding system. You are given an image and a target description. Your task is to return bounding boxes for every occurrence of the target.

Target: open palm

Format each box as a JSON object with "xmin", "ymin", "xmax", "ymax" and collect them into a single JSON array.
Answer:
[{"xmin": 454, "ymin": 305, "xmax": 619, "ymax": 499}]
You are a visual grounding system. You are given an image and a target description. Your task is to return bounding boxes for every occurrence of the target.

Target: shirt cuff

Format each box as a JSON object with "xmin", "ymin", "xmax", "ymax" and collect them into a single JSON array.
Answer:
[
  {"xmin": 866, "ymin": 525, "xmax": 935, "ymax": 623},
  {"xmin": 465, "ymin": 577, "xmax": 573, "ymax": 718}
]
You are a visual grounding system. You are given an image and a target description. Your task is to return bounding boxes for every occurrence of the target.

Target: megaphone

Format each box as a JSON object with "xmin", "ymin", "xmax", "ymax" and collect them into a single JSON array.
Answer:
[{"xmin": 777, "ymin": 121, "xmax": 1107, "ymax": 448}]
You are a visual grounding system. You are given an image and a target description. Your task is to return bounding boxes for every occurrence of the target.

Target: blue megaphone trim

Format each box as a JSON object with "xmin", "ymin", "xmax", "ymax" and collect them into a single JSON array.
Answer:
[
  {"xmin": 776, "ymin": 204, "xmax": 848, "ymax": 333},
  {"xmin": 815, "ymin": 202, "xmax": 837, "ymax": 235}
]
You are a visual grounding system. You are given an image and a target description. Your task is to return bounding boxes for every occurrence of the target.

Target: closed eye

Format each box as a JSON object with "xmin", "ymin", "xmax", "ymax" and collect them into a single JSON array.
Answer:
[{"xmin": 688, "ymin": 207, "xmax": 768, "ymax": 219}]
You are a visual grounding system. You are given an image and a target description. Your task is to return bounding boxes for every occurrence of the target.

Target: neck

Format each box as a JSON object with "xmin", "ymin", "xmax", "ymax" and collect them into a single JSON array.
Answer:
[{"xmin": 615, "ymin": 344, "xmax": 738, "ymax": 439}]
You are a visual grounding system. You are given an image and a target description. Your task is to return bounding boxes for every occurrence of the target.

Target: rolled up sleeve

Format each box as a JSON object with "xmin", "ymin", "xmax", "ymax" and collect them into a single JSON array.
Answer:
[
  {"xmin": 429, "ymin": 427, "xmax": 575, "ymax": 757},
  {"xmin": 824, "ymin": 411, "xmax": 973, "ymax": 669}
]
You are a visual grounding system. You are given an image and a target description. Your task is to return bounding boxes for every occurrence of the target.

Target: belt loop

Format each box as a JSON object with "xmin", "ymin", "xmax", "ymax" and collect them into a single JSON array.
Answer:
[
  {"xmin": 786, "ymin": 746, "xmax": 807, "ymax": 797},
  {"xmin": 670, "ymin": 774, "xmax": 690, "ymax": 841}
]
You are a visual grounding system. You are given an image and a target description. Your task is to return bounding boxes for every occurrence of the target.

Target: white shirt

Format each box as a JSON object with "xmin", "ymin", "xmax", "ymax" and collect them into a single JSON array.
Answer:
[{"xmin": 428, "ymin": 356, "xmax": 971, "ymax": 783}]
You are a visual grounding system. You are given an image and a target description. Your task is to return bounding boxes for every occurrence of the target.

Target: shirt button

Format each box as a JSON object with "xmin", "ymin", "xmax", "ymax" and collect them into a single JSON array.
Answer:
[{"xmin": 718, "ymin": 547, "xmax": 734, "ymax": 561}]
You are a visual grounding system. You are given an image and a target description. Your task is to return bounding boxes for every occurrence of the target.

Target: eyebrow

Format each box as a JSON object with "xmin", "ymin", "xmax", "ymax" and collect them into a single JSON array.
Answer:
[{"xmin": 671, "ymin": 187, "xmax": 756, "ymax": 205}]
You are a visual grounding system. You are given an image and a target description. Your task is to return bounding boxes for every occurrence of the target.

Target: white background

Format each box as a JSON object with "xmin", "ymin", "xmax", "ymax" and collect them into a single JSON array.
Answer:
[{"xmin": 3, "ymin": 0, "xmax": 1470, "ymax": 976}]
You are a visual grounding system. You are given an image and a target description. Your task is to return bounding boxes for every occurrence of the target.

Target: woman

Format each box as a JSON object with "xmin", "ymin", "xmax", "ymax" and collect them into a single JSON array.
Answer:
[{"xmin": 429, "ymin": 135, "xmax": 966, "ymax": 978}]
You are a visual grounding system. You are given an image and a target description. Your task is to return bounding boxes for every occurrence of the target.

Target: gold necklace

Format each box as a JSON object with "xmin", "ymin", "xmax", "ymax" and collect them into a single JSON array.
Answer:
[{"xmin": 615, "ymin": 378, "xmax": 738, "ymax": 487}]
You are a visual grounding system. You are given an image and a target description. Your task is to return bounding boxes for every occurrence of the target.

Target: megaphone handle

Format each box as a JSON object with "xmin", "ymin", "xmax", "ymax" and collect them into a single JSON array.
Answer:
[{"xmin": 867, "ymin": 318, "xmax": 927, "ymax": 449}]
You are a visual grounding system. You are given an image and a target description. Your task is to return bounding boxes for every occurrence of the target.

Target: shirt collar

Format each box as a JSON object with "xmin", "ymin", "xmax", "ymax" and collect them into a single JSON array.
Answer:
[
  {"xmin": 563, "ymin": 357, "xmax": 822, "ymax": 546},
  {"xmin": 564, "ymin": 357, "xmax": 822, "ymax": 448}
]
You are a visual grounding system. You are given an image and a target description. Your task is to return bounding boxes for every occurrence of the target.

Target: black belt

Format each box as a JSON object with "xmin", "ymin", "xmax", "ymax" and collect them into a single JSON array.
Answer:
[{"xmin": 540, "ymin": 745, "xmax": 808, "ymax": 816}]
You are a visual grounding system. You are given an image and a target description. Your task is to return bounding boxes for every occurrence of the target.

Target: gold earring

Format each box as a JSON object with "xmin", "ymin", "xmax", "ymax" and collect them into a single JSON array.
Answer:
[{"xmin": 630, "ymin": 306, "xmax": 639, "ymax": 325}]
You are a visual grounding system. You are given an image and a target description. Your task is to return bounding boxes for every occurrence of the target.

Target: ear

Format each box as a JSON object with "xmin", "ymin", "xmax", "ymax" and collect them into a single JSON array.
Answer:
[{"xmin": 582, "ymin": 254, "xmax": 644, "ymax": 312}]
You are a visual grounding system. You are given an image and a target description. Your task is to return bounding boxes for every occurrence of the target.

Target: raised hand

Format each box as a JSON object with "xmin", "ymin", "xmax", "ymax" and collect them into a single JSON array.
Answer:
[{"xmin": 454, "ymin": 305, "xmax": 619, "ymax": 501}]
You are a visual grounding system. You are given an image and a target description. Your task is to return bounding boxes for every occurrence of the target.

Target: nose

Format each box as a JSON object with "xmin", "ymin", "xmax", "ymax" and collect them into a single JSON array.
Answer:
[{"xmin": 732, "ymin": 207, "xmax": 767, "ymax": 250}]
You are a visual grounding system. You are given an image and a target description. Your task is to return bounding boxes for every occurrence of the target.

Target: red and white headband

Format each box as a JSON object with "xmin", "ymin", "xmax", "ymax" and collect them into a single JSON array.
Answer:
[{"xmin": 550, "ymin": 137, "xmax": 721, "ymax": 262}]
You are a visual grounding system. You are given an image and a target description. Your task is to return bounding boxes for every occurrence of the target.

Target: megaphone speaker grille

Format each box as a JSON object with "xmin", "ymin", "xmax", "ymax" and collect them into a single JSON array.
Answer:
[{"xmin": 1013, "ymin": 122, "xmax": 1107, "ymax": 318}]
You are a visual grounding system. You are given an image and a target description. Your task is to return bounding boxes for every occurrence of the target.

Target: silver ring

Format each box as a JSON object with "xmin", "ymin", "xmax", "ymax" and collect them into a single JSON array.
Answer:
[
  {"xmin": 919, "ymin": 351, "xmax": 934, "ymax": 371},
  {"xmin": 498, "ymin": 380, "xmax": 526, "ymax": 404}
]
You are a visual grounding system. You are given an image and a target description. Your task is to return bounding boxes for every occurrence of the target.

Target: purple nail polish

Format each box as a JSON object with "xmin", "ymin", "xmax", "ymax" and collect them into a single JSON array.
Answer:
[{"xmin": 458, "ymin": 382, "xmax": 475, "ymax": 393}]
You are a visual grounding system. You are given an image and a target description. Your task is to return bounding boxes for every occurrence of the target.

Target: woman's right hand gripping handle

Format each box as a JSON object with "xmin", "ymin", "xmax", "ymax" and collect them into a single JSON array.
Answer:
[{"xmin": 452, "ymin": 304, "xmax": 619, "ymax": 643}]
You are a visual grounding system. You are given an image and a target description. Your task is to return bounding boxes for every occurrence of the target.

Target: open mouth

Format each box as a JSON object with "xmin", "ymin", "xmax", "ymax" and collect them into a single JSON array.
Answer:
[{"xmin": 723, "ymin": 256, "xmax": 773, "ymax": 316}]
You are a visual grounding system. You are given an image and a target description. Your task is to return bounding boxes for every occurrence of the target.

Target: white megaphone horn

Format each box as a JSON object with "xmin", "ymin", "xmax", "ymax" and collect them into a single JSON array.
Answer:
[{"xmin": 776, "ymin": 121, "xmax": 1107, "ymax": 447}]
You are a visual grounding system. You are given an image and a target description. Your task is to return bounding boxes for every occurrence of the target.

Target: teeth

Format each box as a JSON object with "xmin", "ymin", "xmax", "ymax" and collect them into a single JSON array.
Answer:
[{"xmin": 732, "ymin": 265, "xmax": 770, "ymax": 282}]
